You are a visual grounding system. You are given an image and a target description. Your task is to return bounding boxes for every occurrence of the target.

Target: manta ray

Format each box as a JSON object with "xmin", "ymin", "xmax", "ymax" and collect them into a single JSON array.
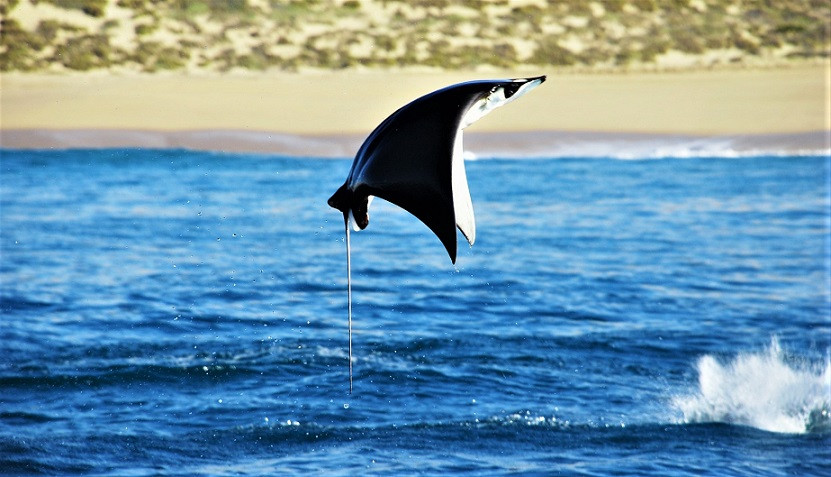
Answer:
[{"xmin": 328, "ymin": 76, "xmax": 546, "ymax": 392}]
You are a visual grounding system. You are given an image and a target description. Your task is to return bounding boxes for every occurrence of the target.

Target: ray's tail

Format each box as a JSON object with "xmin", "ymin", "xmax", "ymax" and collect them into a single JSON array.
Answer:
[{"xmin": 343, "ymin": 212, "xmax": 353, "ymax": 394}]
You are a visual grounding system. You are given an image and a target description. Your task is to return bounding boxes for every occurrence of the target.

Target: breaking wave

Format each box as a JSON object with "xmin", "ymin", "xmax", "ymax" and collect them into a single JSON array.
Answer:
[
  {"xmin": 673, "ymin": 338, "xmax": 831, "ymax": 434},
  {"xmin": 462, "ymin": 130, "xmax": 830, "ymax": 160}
]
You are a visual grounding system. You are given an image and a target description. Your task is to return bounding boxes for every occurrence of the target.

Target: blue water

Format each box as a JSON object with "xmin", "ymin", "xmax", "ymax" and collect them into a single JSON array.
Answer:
[{"xmin": 1, "ymin": 148, "xmax": 829, "ymax": 476}]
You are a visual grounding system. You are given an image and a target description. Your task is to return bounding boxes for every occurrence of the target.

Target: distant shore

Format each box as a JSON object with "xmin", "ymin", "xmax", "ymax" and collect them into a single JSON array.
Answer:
[
  {"xmin": 2, "ymin": 129, "xmax": 829, "ymax": 159},
  {"xmin": 2, "ymin": 64, "xmax": 829, "ymax": 155}
]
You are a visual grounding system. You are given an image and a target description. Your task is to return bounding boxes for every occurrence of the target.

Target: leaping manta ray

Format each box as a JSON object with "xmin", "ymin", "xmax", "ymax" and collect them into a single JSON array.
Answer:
[{"xmin": 328, "ymin": 76, "xmax": 546, "ymax": 393}]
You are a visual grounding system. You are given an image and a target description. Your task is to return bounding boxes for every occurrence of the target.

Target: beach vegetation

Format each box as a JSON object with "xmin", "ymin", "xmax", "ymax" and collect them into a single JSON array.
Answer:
[
  {"xmin": 53, "ymin": 34, "xmax": 112, "ymax": 70},
  {"xmin": 270, "ymin": 1, "xmax": 324, "ymax": 27},
  {"xmin": 529, "ymin": 36, "xmax": 577, "ymax": 66},
  {"xmin": 631, "ymin": 0, "xmax": 656, "ymax": 12},
  {"xmin": 130, "ymin": 41, "xmax": 187, "ymax": 71},
  {"xmin": 35, "ymin": 20, "xmax": 63, "ymax": 43},
  {"xmin": 640, "ymin": 36, "xmax": 669, "ymax": 62},
  {"xmin": 577, "ymin": 46, "xmax": 609, "ymax": 66},
  {"xmin": 672, "ymin": 29, "xmax": 705, "ymax": 54},
  {"xmin": 1, "ymin": 0, "xmax": 20, "ymax": 16},
  {"xmin": 3, "ymin": 0, "xmax": 829, "ymax": 72},
  {"xmin": 373, "ymin": 34, "xmax": 396, "ymax": 52},
  {"xmin": 135, "ymin": 22, "xmax": 158, "ymax": 35},
  {"xmin": 732, "ymin": 32, "xmax": 761, "ymax": 54},
  {"xmin": 117, "ymin": 0, "xmax": 147, "ymax": 8},
  {"xmin": 39, "ymin": 0, "xmax": 108, "ymax": 17},
  {"xmin": 603, "ymin": 0, "xmax": 626, "ymax": 14},
  {"xmin": 101, "ymin": 19, "xmax": 120, "ymax": 31},
  {"xmin": 237, "ymin": 44, "xmax": 277, "ymax": 70},
  {"xmin": 0, "ymin": 19, "xmax": 41, "ymax": 71},
  {"xmin": 176, "ymin": 0, "xmax": 249, "ymax": 17},
  {"xmin": 213, "ymin": 47, "xmax": 237, "ymax": 70},
  {"xmin": 424, "ymin": 41, "xmax": 500, "ymax": 69}
]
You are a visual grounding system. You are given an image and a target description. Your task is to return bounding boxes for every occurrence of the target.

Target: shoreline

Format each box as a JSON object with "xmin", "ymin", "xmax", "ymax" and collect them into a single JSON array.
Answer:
[
  {"xmin": 2, "ymin": 129, "xmax": 828, "ymax": 158},
  {"xmin": 2, "ymin": 64, "xmax": 829, "ymax": 156}
]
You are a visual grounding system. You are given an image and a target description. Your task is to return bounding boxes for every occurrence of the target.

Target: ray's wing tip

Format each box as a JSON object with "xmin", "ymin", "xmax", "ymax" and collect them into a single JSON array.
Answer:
[
  {"xmin": 459, "ymin": 227, "xmax": 475, "ymax": 247},
  {"xmin": 513, "ymin": 75, "xmax": 546, "ymax": 83},
  {"xmin": 446, "ymin": 244, "xmax": 457, "ymax": 264}
]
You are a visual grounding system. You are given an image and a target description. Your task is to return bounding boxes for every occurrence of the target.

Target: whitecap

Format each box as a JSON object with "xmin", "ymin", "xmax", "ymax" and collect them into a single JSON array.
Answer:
[
  {"xmin": 673, "ymin": 337, "xmax": 830, "ymax": 434},
  {"xmin": 461, "ymin": 131, "xmax": 830, "ymax": 160}
]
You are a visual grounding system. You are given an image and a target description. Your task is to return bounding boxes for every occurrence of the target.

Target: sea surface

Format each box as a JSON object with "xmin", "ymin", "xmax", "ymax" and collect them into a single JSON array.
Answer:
[{"xmin": 1, "ymin": 147, "xmax": 829, "ymax": 476}]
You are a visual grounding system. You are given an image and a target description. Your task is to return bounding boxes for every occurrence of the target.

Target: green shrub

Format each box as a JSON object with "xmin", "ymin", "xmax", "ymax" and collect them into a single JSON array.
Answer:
[
  {"xmin": 672, "ymin": 29, "xmax": 705, "ymax": 54},
  {"xmin": 0, "ymin": 19, "xmax": 41, "ymax": 71},
  {"xmin": 35, "ymin": 20, "xmax": 63, "ymax": 43},
  {"xmin": 117, "ymin": 0, "xmax": 148, "ymax": 9},
  {"xmin": 54, "ymin": 34, "xmax": 112, "ymax": 70},
  {"xmin": 131, "ymin": 41, "xmax": 187, "ymax": 71},
  {"xmin": 237, "ymin": 45, "xmax": 275, "ymax": 70},
  {"xmin": 172, "ymin": 0, "xmax": 250, "ymax": 17},
  {"xmin": 640, "ymin": 38, "xmax": 669, "ymax": 62},
  {"xmin": 135, "ymin": 23, "xmax": 157, "ymax": 35},
  {"xmin": 40, "ymin": 0, "xmax": 107, "ymax": 17},
  {"xmin": 1, "ymin": 0, "xmax": 20, "ymax": 15},
  {"xmin": 529, "ymin": 36, "xmax": 576, "ymax": 66}
]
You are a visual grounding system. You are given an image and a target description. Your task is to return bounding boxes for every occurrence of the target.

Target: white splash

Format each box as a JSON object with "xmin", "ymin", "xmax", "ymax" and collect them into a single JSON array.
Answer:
[{"xmin": 673, "ymin": 338, "xmax": 830, "ymax": 434}]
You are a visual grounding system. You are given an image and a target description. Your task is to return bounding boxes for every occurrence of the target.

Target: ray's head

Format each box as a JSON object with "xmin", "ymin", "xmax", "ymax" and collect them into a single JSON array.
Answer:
[{"xmin": 461, "ymin": 75, "xmax": 546, "ymax": 129}]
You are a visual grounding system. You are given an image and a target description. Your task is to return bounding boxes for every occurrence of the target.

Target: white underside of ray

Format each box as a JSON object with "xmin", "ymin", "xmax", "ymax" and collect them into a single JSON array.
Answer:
[
  {"xmin": 452, "ymin": 77, "xmax": 544, "ymax": 245},
  {"xmin": 452, "ymin": 130, "xmax": 475, "ymax": 245},
  {"xmin": 452, "ymin": 89, "xmax": 510, "ymax": 246}
]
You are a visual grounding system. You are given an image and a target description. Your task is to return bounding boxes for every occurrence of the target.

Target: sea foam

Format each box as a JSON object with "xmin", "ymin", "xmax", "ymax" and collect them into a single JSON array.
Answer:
[
  {"xmin": 463, "ymin": 130, "xmax": 830, "ymax": 160},
  {"xmin": 673, "ymin": 338, "xmax": 830, "ymax": 434}
]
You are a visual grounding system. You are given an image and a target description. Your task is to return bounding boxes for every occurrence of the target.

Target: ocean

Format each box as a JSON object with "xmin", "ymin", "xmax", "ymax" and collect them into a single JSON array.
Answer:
[{"xmin": 1, "ymin": 147, "xmax": 829, "ymax": 476}]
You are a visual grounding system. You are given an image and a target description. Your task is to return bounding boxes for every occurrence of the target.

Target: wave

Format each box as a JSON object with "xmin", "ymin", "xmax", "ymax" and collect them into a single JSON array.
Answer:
[
  {"xmin": 673, "ymin": 338, "xmax": 830, "ymax": 434},
  {"xmin": 4, "ymin": 129, "xmax": 828, "ymax": 160},
  {"xmin": 463, "ymin": 131, "xmax": 830, "ymax": 160}
]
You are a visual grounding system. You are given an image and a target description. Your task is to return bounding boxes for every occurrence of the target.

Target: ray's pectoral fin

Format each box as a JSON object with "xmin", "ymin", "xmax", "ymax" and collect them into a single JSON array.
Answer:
[
  {"xmin": 366, "ymin": 184, "xmax": 459, "ymax": 263},
  {"xmin": 327, "ymin": 184, "xmax": 351, "ymax": 215},
  {"xmin": 452, "ymin": 132, "xmax": 476, "ymax": 249}
]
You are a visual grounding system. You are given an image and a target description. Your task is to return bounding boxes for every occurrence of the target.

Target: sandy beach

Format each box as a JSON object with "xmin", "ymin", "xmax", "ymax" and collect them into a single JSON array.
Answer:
[{"xmin": 2, "ymin": 64, "xmax": 829, "ymax": 155}]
